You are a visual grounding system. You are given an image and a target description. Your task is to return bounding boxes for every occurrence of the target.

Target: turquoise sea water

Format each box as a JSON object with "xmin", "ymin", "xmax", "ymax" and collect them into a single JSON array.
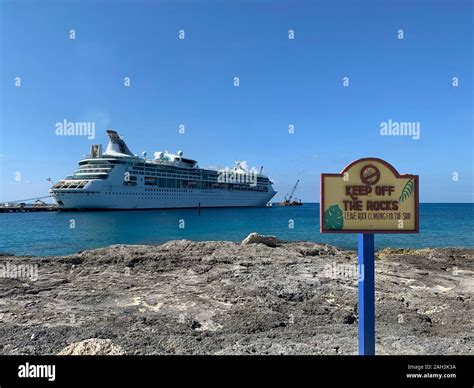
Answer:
[{"xmin": 0, "ymin": 203, "xmax": 472, "ymax": 256}]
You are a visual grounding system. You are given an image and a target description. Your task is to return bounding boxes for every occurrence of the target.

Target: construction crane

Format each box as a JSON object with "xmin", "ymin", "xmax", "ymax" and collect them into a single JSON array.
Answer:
[
  {"xmin": 275, "ymin": 180, "xmax": 303, "ymax": 206},
  {"xmin": 284, "ymin": 179, "xmax": 300, "ymax": 203}
]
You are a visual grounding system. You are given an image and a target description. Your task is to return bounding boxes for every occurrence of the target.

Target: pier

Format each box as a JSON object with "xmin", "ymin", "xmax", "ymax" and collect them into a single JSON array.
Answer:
[
  {"xmin": 0, "ymin": 196, "xmax": 59, "ymax": 213},
  {"xmin": 0, "ymin": 204, "xmax": 60, "ymax": 213}
]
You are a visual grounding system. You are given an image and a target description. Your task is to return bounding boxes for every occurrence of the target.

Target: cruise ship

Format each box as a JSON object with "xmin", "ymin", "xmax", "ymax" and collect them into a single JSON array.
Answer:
[{"xmin": 50, "ymin": 130, "xmax": 277, "ymax": 209}]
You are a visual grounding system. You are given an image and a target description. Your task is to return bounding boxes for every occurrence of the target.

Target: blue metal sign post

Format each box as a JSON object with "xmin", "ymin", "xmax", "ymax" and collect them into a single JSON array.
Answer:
[{"xmin": 358, "ymin": 233, "xmax": 375, "ymax": 355}]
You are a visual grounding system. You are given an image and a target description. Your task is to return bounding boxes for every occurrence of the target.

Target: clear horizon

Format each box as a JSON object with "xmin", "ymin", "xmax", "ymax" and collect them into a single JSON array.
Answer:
[{"xmin": 1, "ymin": 0, "xmax": 472, "ymax": 203}]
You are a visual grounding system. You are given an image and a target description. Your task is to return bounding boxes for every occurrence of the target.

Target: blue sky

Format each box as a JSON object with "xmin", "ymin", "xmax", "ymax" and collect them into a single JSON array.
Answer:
[{"xmin": 1, "ymin": 0, "xmax": 472, "ymax": 202}]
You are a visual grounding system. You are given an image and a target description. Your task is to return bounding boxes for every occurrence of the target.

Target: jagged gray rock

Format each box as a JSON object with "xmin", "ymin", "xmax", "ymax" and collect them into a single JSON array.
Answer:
[{"xmin": 0, "ymin": 240, "xmax": 472, "ymax": 355}]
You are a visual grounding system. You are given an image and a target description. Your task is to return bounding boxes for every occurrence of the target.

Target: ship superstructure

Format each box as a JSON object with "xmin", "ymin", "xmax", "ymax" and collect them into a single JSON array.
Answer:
[{"xmin": 50, "ymin": 130, "xmax": 277, "ymax": 209}]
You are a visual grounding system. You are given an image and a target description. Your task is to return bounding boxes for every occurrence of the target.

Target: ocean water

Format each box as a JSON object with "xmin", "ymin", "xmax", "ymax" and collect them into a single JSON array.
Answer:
[{"xmin": 0, "ymin": 203, "xmax": 472, "ymax": 256}]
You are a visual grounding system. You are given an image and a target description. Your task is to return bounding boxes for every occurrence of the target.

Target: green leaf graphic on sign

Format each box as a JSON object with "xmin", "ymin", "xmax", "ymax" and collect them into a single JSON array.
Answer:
[
  {"xmin": 324, "ymin": 204, "xmax": 344, "ymax": 230},
  {"xmin": 399, "ymin": 178, "xmax": 414, "ymax": 203}
]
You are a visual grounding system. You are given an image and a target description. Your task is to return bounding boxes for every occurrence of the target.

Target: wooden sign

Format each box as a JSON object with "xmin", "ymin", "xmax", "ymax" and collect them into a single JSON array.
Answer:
[{"xmin": 321, "ymin": 158, "xmax": 419, "ymax": 233}]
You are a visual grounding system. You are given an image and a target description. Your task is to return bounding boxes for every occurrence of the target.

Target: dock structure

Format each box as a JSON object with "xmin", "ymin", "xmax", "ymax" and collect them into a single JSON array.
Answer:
[
  {"xmin": 0, "ymin": 204, "xmax": 59, "ymax": 213},
  {"xmin": 0, "ymin": 195, "xmax": 59, "ymax": 213}
]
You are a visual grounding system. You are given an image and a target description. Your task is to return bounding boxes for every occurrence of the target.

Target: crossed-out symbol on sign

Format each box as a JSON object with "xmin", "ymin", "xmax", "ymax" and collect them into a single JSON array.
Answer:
[{"xmin": 360, "ymin": 165, "xmax": 380, "ymax": 186}]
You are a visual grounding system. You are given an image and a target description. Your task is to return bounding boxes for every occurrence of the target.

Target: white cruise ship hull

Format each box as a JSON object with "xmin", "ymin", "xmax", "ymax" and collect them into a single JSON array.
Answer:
[{"xmin": 53, "ymin": 188, "xmax": 275, "ymax": 209}]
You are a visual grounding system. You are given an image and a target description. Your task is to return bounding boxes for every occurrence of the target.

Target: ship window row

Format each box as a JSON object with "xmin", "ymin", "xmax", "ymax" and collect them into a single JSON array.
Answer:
[
  {"xmin": 80, "ymin": 159, "xmax": 144, "ymax": 166},
  {"xmin": 104, "ymin": 190, "xmax": 265, "ymax": 199},
  {"xmin": 77, "ymin": 164, "xmax": 113, "ymax": 168},
  {"xmin": 131, "ymin": 170, "xmax": 268, "ymax": 184},
  {"xmin": 76, "ymin": 168, "xmax": 112, "ymax": 174},
  {"xmin": 132, "ymin": 171, "xmax": 203, "ymax": 179},
  {"xmin": 143, "ymin": 188, "xmax": 266, "ymax": 194},
  {"xmin": 79, "ymin": 160, "xmax": 111, "ymax": 166},
  {"xmin": 79, "ymin": 160, "xmax": 125, "ymax": 166},
  {"xmin": 132, "ymin": 164, "xmax": 268, "ymax": 181},
  {"xmin": 52, "ymin": 180, "xmax": 89, "ymax": 189},
  {"xmin": 141, "ymin": 167, "xmax": 267, "ymax": 181},
  {"xmin": 143, "ymin": 178, "xmax": 268, "ymax": 191},
  {"xmin": 52, "ymin": 190, "xmax": 99, "ymax": 194},
  {"xmin": 142, "ymin": 165, "xmax": 258, "ymax": 177},
  {"xmin": 66, "ymin": 174, "xmax": 109, "ymax": 180}
]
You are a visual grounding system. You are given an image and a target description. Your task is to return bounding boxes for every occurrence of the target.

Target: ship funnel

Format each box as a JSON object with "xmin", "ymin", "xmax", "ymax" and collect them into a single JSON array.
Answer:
[{"xmin": 105, "ymin": 130, "xmax": 134, "ymax": 156}]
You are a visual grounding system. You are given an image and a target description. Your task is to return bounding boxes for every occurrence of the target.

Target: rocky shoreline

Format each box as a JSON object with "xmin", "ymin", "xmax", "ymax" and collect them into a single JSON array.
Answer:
[{"xmin": 0, "ymin": 236, "xmax": 472, "ymax": 355}]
